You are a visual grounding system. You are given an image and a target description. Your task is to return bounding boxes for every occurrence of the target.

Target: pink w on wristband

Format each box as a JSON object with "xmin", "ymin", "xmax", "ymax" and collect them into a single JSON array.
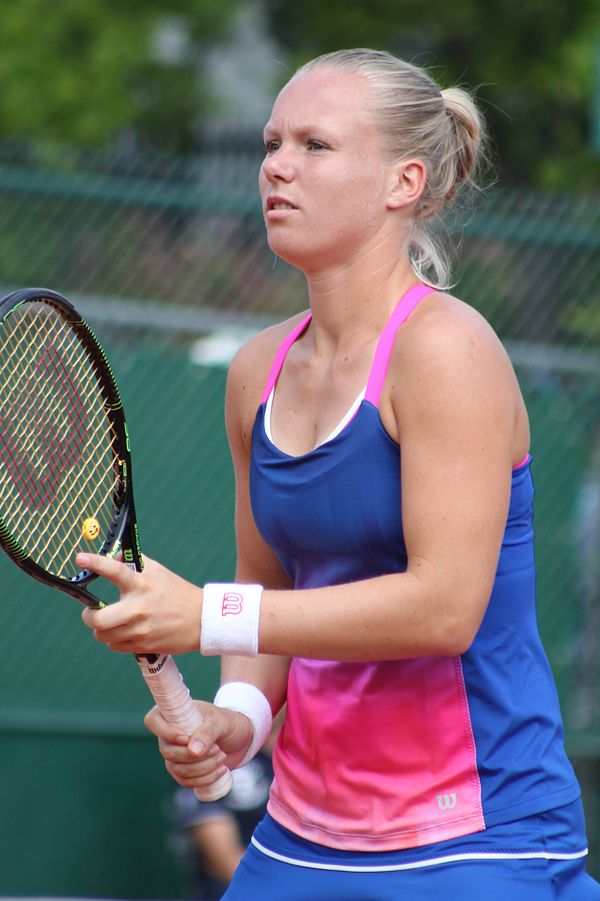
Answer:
[{"xmin": 200, "ymin": 582, "xmax": 263, "ymax": 656}]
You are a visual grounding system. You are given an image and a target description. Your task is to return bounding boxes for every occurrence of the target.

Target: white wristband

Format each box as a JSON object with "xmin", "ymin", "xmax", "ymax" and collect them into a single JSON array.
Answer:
[
  {"xmin": 214, "ymin": 682, "xmax": 273, "ymax": 767},
  {"xmin": 201, "ymin": 583, "xmax": 263, "ymax": 657}
]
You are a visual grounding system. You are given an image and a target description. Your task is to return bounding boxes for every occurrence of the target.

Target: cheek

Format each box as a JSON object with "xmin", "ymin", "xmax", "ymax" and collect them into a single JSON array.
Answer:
[
  {"xmin": 258, "ymin": 166, "xmax": 269, "ymax": 201},
  {"xmin": 327, "ymin": 154, "xmax": 386, "ymax": 209},
  {"xmin": 324, "ymin": 173, "xmax": 385, "ymax": 230},
  {"xmin": 258, "ymin": 164, "xmax": 266, "ymax": 186}
]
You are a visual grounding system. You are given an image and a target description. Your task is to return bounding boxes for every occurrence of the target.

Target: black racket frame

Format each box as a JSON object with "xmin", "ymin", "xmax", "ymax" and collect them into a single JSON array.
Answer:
[{"xmin": 0, "ymin": 287, "xmax": 142, "ymax": 608}]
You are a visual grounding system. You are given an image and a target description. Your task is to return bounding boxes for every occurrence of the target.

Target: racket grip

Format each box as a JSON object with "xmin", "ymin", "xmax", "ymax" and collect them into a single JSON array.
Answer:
[{"xmin": 136, "ymin": 654, "xmax": 233, "ymax": 802}]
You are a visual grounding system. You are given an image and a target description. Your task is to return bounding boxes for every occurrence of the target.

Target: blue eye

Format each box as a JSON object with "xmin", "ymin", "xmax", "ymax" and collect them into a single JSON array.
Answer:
[
  {"xmin": 307, "ymin": 139, "xmax": 327, "ymax": 151},
  {"xmin": 263, "ymin": 139, "xmax": 280, "ymax": 153}
]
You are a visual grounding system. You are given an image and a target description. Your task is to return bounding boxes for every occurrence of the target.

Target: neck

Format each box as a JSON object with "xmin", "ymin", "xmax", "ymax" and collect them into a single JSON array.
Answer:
[{"xmin": 304, "ymin": 254, "xmax": 419, "ymax": 349}]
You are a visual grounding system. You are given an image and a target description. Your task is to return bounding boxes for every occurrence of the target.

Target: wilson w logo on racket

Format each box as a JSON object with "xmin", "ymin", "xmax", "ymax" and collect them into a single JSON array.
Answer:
[{"xmin": 0, "ymin": 287, "xmax": 232, "ymax": 802}]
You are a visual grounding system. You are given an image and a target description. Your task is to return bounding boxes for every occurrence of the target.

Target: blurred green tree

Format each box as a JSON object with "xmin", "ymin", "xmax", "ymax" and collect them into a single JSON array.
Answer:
[
  {"xmin": 1, "ymin": 0, "xmax": 598, "ymax": 189},
  {"xmin": 0, "ymin": 0, "xmax": 240, "ymax": 153},
  {"xmin": 263, "ymin": 0, "xmax": 600, "ymax": 190}
]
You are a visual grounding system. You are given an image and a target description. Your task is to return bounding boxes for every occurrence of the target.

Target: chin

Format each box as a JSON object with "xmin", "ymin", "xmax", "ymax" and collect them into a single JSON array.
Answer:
[{"xmin": 266, "ymin": 236, "xmax": 311, "ymax": 270}]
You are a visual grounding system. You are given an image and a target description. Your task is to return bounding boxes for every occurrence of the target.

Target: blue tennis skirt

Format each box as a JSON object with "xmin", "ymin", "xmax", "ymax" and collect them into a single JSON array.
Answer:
[{"xmin": 222, "ymin": 800, "xmax": 600, "ymax": 900}]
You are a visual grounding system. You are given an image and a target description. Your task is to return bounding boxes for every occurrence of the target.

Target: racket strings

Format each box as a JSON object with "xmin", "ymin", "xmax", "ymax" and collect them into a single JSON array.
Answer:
[
  {"xmin": 1, "ymin": 308, "xmax": 119, "ymax": 571},
  {"xmin": 29, "ymin": 423, "xmax": 119, "ymax": 577},
  {"xmin": 0, "ymin": 301, "xmax": 123, "ymax": 578},
  {"xmin": 2, "ymin": 312, "xmax": 91, "ymax": 496},
  {"xmin": 1, "ymin": 310, "xmax": 94, "ymax": 512}
]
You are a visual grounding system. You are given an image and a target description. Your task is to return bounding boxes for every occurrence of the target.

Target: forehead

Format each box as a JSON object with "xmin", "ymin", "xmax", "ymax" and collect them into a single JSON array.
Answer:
[{"xmin": 265, "ymin": 67, "xmax": 375, "ymax": 136}]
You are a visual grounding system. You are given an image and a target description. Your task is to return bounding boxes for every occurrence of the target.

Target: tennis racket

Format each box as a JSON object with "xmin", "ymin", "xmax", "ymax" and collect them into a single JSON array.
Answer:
[{"xmin": 0, "ymin": 287, "xmax": 232, "ymax": 801}]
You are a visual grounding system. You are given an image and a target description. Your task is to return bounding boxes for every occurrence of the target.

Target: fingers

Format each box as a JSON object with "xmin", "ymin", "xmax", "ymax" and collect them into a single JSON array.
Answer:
[
  {"xmin": 144, "ymin": 703, "xmax": 230, "ymax": 788},
  {"xmin": 165, "ymin": 751, "xmax": 229, "ymax": 790},
  {"xmin": 80, "ymin": 591, "xmax": 138, "ymax": 635},
  {"xmin": 78, "ymin": 554, "xmax": 201, "ymax": 656},
  {"xmin": 76, "ymin": 552, "xmax": 139, "ymax": 589},
  {"xmin": 146, "ymin": 702, "xmax": 252, "ymax": 763},
  {"xmin": 144, "ymin": 704, "xmax": 190, "ymax": 745},
  {"xmin": 145, "ymin": 701, "xmax": 222, "ymax": 751},
  {"xmin": 78, "ymin": 553, "xmax": 146, "ymax": 636}
]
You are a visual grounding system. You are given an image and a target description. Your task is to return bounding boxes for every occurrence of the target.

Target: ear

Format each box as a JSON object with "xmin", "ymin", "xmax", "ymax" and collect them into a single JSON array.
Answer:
[{"xmin": 386, "ymin": 159, "xmax": 427, "ymax": 210}]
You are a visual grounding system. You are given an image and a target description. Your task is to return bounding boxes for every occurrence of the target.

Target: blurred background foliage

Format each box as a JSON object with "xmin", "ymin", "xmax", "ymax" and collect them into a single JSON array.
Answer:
[
  {"xmin": 0, "ymin": 0, "xmax": 598, "ymax": 187},
  {"xmin": 0, "ymin": 0, "xmax": 241, "ymax": 154}
]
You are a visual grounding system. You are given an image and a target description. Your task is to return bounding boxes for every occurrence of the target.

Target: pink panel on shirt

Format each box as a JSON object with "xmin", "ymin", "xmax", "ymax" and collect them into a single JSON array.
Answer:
[{"xmin": 269, "ymin": 655, "xmax": 484, "ymax": 851}]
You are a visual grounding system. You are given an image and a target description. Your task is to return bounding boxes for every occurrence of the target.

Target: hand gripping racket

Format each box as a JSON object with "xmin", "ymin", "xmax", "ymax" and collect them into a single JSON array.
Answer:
[{"xmin": 0, "ymin": 287, "xmax": 232, "ymax": 801}]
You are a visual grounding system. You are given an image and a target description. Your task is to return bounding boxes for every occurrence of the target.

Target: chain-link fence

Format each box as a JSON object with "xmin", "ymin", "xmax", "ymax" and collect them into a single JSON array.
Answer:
[{"xmin": 0, "ymin": 140, "xmax": 599, "ymax": 896}]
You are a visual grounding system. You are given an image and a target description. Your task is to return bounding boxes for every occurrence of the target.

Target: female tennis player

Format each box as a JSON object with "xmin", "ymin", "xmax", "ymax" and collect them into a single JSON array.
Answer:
[{"xmin": 79, "ymin": 49, "xmax": 600, "ymax": 898}]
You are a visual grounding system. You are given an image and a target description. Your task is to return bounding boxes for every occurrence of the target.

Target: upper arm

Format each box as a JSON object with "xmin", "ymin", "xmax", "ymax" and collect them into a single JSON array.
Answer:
[
  {"xmin": 389, "ymin": 300, "xmax": 523, "ymax": 649},
  {"xmin": 224, "ymin": 331, "xmax": 294, "ymax": 591},
  {"xmin": 222, "ymin": 327, "xmax": 294, "ymax": 701}
]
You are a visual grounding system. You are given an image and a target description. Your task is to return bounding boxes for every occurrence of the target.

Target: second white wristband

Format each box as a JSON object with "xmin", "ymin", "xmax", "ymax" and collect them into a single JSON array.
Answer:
[
  {"xmin": 200, "ymin": 582, "xmax": 263, "ymax": 657},
  {"xmin": 214, "ymin": 681, "xmax": 273, "ymax": 767}
]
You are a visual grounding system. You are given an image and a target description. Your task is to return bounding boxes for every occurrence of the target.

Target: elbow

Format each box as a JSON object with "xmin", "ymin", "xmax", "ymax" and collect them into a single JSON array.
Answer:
[
  {"xmin": 402, "ymin": 567, "xmax": 490, "ymax": 657},
  {"xmin": 428, "ymin": 593, "xmax": 487, "ymax": 657},
  {"xmin": 440, "ymin": 629, "xmax": 475, "ymax": 657},
  {"xmin": 428, "ymin": 626, "xmax": 473, "ymax": 657}
]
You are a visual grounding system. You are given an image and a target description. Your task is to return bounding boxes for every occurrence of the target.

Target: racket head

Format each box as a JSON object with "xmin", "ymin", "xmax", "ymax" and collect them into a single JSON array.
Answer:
[{"xmin": 0, "ymin": 287, "xmax": 142, "ymax": 605}]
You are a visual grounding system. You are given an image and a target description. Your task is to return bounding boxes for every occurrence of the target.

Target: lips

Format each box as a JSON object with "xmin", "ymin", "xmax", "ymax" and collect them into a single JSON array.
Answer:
[{"xmin": 266, "ymin": 196, "xmax": 298, "ymax": 212}]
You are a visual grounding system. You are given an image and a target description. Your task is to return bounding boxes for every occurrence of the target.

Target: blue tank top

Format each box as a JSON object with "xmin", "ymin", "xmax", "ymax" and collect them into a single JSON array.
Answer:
[{"xmin": 250, "ymin": 285, "xmax": 579, "ymax": 852}]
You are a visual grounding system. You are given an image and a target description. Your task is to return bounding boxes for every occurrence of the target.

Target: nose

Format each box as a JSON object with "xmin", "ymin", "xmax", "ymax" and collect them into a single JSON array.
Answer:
[{"xmin": 260, "ymin": 146, "xmax": 295, "ymax": 184}]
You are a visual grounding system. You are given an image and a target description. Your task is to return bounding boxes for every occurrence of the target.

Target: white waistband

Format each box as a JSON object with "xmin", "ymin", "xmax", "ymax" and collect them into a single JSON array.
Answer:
[{"xmin": 251, "ymin": 836, "xmax": 588, "ymax": 873}]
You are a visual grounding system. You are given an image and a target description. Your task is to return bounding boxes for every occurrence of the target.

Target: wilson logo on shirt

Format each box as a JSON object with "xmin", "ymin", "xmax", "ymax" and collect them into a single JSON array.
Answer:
[
  {"xmin": 221, "ymin": 591, "xmax": 244, "ymax": 616},
  {"xmin": 436, "ymin": 793, "xmax": 457, "ymax": 810}
]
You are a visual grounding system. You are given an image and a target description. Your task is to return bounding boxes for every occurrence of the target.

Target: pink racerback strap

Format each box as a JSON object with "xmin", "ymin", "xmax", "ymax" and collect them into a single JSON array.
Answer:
[
  {"xmin": 261, "ymin": 313, "xmax": 312, "ymax": 404},
  {"xmin": 365, "ymin": 283, "xmax": 435, "ymax": 407},
  {"xmin": 260, "ymin": 283, "xmax": 435, "ymax": 407}
]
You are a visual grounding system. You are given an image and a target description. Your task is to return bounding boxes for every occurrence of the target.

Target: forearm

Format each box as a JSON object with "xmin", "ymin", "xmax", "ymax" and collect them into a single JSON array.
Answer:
[
  {"xmin": 220, "ymin": 653, "xmax": 290, "ymax": 714},
  {"xmin": 253, "ymin": 568, "xmax": 488, "ymax": 661},
  {"xmin": 78, "ymin": 555, "xmax": 487, "ymax": 662}
]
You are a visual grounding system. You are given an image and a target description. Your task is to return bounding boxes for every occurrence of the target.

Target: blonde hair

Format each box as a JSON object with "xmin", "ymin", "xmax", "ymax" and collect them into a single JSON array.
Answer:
[{"xmin": 295, "ymin": 49, "xmax": 486, "ymax": 288}]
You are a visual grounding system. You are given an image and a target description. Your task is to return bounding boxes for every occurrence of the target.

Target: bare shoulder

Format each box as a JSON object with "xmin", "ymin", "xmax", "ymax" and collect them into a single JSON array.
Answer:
[
  {"xmin": 393, "ymin": 290, "xmax": 516, "ymax": 386},
  {"xmin": 225, "ymin": 311, "xmax": 309, "ymax": 447},
  {"xmin": 227, "ymin": 310, "xmax": 309, "ymax": 403},
  {"xmin": 383, "ymin": 290, "xmax": 525, "ymax": 448}
]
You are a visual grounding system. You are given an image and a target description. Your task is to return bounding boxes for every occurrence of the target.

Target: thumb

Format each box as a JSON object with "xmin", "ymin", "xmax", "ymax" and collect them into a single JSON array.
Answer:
[
  {"xmin": 185, "ymin": 701, "xmax": 228, "ymax": 757},
  {"xmin": 195, "ymin": 704, "xmax": 255, "ymax": 767}
]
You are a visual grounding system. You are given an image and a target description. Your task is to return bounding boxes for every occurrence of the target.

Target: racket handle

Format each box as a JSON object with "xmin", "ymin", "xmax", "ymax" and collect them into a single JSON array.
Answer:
[{"xmin": 136, "ymin": 654, "xmax": 233, "ymax": 802}]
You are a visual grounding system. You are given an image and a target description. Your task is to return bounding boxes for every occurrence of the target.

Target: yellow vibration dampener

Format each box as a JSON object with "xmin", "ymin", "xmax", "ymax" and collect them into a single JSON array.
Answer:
[{"xmin": 82, "ymin": 517, "xmax": 100, "ymax": 541}]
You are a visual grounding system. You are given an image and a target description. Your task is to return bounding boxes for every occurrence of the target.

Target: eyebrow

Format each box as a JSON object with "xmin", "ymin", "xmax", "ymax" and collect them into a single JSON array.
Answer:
[{"xmin": 262, "ymin": 123, "xmax": 335, "ymax": 140}]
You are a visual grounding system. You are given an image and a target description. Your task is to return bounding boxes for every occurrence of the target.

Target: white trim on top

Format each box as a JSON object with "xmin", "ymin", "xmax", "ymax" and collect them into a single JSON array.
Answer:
[{"xmin": 264, "ymin": 386, "xmax": 366, "ymax": 448}]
